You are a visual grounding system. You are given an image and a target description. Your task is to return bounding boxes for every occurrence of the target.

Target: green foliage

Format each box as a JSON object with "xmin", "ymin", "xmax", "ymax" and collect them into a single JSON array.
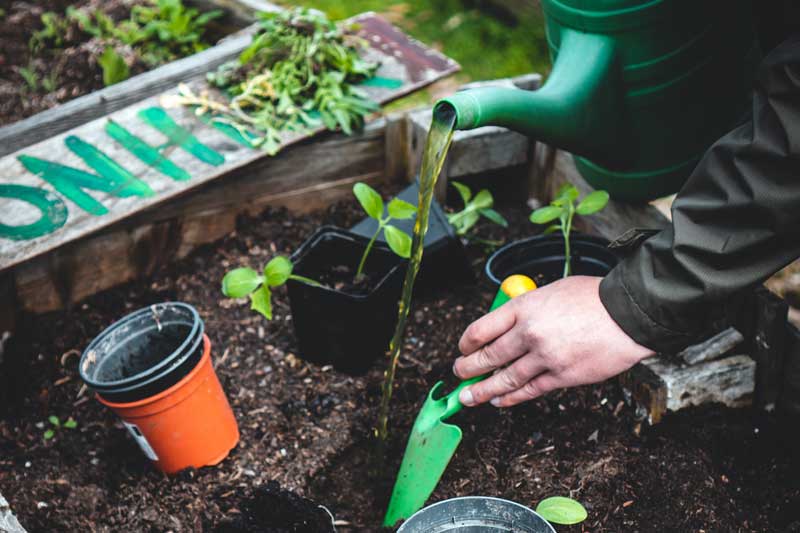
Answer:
[
  {"xmin": 353, "ymin": 183, "xmax": 416, "ymax": 276},
  {"xmin": 221, "ymin": 256, "xmax": 320, "ymax": 321},
  {"xmin": 446, "ymin": 181, "xmax": 508, "ymax": 235},
  {"xmin": 535, "ymin": 496, "xmax": 588, "ymax": 525},
  {"xmin": 43, "ymin": 416, "xmax": 77, "ymax": 440},
  {"xmin": 69, "ymin": 0, "xmax": 222, "ymax": 66},
  {"xmin": 529, "ymin": 185, "xmax": 609, "ymax": 278},
  {"xmin": 180, "ymin": 8, "xmax": 378, "ymax": 154},
  {"xmin": 30, "ymin": 11, "xmax": 71, "ymax": 52},
  {"xmin": 18, "ymin": 65, "xmax": 39, "ymax": 92},
  {"xmin": 98, "ymin": 47, "xmax": 130, "ymax": 86}
]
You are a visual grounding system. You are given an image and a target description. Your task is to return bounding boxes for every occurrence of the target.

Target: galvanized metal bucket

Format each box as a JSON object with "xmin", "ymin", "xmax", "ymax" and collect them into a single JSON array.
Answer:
[{"xmin": 397, "ymin": 497, "xmax": 556, "ymax": 533}]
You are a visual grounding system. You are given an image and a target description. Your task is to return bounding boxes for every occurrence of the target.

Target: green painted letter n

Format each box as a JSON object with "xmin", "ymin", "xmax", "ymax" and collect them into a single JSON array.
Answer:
[{"xmin": 18, "ymin": 135, "xmax": 154, "ymax": 216}]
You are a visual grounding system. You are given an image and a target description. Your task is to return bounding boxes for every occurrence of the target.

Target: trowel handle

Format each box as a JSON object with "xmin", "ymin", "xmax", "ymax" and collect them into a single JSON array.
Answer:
[{"xmin": 440, "ymin": 275, "xmax": 537, "ymax": 420}]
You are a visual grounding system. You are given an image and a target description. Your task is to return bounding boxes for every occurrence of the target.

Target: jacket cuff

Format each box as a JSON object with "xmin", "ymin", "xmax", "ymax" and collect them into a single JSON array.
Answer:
[{"xmin": 599, "ymin": 264, "xmax": 698, "ymax": 354}]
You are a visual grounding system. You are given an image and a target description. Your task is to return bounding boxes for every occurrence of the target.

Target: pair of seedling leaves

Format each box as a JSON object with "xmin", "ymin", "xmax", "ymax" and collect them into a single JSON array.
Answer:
[
  {"xmin": 43, "ymin": 415, "xmax": 77, "ymax": 440},
  {"xmin": 529, "ymin": 184, "xmax": 609, "ymax": 277},
  {"xmin": 446, "ymin": 181, "xmax": 508, "ymax": 235},
  {"xmin": 221, "ymin": 183, "xmax": 416, "ymax": 320}
]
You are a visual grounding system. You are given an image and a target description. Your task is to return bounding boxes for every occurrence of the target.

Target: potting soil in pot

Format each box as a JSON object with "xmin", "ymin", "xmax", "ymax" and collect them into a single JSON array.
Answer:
[{"xmin": 1, "ymin": 196, "xmax": 799, "ymax": 531}]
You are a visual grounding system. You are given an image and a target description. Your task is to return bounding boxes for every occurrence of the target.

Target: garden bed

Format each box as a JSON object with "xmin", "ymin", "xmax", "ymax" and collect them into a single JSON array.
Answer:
[
  {"xmin": 1, "ymin": 184, "xmax": 799, "ymax": 532},
  {"xmin": 0, "ymin": 0, "xmax": 245, "ymax": 126}
]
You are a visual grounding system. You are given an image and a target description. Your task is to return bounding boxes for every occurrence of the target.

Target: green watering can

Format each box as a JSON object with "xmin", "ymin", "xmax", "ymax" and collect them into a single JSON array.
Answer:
[
  {"xmin": 384, "ymin": 275, "xmax": 537, "ymax": 527},
  {"xmin": 436, "ymin": 0, "xmax": 758, "ymax": 202}
]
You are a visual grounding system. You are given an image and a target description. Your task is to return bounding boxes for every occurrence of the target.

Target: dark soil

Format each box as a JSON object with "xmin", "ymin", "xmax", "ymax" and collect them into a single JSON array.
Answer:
[
  {"xmin": 0, "ymin": 0, "xmax": 228, "ymax": 127},
  {"xmin": 317, "ymin": 264, "xmax": 383, "ymax": 296},
  {"xmin": 1, "ymin": 187, "xmax": 800, "ymax": 532}
]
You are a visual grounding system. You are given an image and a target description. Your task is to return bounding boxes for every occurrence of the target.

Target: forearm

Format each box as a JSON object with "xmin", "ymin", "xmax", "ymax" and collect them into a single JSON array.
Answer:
[{"xmin": 600, "ymin": 35, "xmax": 800, "ymax": 353}]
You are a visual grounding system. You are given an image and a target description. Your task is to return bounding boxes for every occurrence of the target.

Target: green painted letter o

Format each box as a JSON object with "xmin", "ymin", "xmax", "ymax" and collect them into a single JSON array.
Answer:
[{"xmin": 0, "ymin": 184, "xmax": 68, "ymax": 241}]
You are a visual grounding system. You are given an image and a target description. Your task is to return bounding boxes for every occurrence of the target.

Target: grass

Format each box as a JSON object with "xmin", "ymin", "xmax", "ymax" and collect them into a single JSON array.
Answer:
[{"xmin": 275, "ymin": 0, "xmax": 550, "ymax": 85}]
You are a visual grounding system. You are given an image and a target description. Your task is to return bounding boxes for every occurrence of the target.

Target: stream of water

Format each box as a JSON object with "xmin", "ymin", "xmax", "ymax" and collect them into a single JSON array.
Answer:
[{"xmin": 376, "ymin": 104, "xmax": 457, "ymax": 441}]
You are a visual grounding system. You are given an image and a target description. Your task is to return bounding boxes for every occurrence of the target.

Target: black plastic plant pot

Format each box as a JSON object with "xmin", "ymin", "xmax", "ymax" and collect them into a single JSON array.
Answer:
[
  {"xmin": 397, "ymin": 497, "xmax": 556, "ymax": 533},
  {"xmin": 287, "ymin": 226, "xmax": 404, "ymax": 375},
  {"xmin": 79, "ymin": 302, "xmax": 205, "ymax": 403},
  {"xmin": 350, "ymin": 181, "xmax": 473, "ymax": 292},
  {"xmin": 486, "ymin": 233, "xmax": 619, "ymax": 287}
]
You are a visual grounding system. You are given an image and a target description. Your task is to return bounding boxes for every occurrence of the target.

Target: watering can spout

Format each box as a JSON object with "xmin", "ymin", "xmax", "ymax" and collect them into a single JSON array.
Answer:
[{"xmin": 435, "ymin": 29, "xmax": 624, "ymax": 165}]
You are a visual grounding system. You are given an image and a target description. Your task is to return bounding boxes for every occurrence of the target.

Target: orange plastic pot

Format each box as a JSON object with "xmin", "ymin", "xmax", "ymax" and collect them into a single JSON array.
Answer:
[{"xmin": 97, "ymin": 335, "xmax": 239, "ymax": 474}]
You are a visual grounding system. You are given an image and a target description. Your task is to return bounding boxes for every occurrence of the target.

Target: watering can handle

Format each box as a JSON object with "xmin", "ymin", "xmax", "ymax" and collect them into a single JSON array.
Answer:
[{"xmin": 439, "ymin": 275, "xmax": 537, "ymax": 420}]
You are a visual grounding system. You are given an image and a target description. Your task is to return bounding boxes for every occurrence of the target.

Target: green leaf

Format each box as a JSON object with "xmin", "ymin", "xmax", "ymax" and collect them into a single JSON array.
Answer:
[
  {"xmin": 249, "ymin": 285, "xmax": 273, "ymax": 320},
  {"xmin": 456, "ymin": 210, "xmax": 480, "ymax": 235},
  {"xmin": 472, "ymin": 189, "xmax": 493, "ymax": 210},
  {"xmin": 536, "ymin": 496, "xmax": 588, "ymax": 525},
  {"xmin": 43, "ymin": 429, "xmax": 55, "ymax": 440},
  {"xmin": 48, "ymin": 415, "xmax": 60, "ymax": 427},
  {"xmin": 576, "ymin": 190, "xmax": 610, "ymax": 215},
  {"xmin": 543, "ymin": 224, "xmax": 562, "ymax": 235},
  {"xmin": 221, "ymin": 267, "xmax": 263, "ymax": 298},
  {"xmin": 383, "ymin": 225, "xmax": 412, "ymax": 258},
  {"xmin": 555, "ymin": 184, "xmax": 579, "ymax": 203},
  {"xmin": 479, "ymin": 208, "xmax": 508, "ymax": 228},
  {"xmin": 450, "ymin": 181, "xmax": 472, "ymax": 205},
  {"xmin": 529, "ymin": 205, "xmax": 563, "ymax": 224},
  {"xmin": 63, "ymin": 418, "xmax": 77, "ymax": 429},
  {"xmin": 353, "ymin": 182, "xmax": 384, "ymax": 220},
  {"xmin": 387, "ymin": 198, "xmax": 416, "ymax": 220},
  {"xmin": 98, "ymin": 47, "xmax": 129, "ymax": 86},
  {"xmin": 264, "ymin": 256, "xmax": 293, "ymax": 287}
]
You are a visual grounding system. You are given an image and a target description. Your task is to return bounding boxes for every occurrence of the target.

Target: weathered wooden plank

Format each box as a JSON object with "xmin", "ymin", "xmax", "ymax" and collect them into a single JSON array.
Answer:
[
  {"xmin": 10, "ymin": 119, "xmax": 388, "ymax": 313},
  {"xmin": 623, "ymin": 354, "xmax": 756, "ymax": 425},
  {"xmin": 0, "ymin": 13, "xmax": 459, "ymax": 274},
  {"xmin": 676, "ymin": 327, "xmax": 744, "ymax": 365}
]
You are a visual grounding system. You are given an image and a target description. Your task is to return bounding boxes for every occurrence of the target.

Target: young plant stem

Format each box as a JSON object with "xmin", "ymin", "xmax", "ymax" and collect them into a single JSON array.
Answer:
[
  {"xmin": 562, "ymin": 203, "xmax": 574, "ymax": 278},
  {"xmin": 356, "ymin": 225, "xmax": 381, "ymax": 278},
  {"xmin": 289, "ymin": 274, "xmax": 322, "ymax": 287}
]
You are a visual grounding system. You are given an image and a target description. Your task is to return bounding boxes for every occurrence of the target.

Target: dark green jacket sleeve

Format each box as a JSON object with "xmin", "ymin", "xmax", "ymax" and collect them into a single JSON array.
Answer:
[{"xmin": 599, "ymin": 35, "xmax": 800, "ymax": 353}]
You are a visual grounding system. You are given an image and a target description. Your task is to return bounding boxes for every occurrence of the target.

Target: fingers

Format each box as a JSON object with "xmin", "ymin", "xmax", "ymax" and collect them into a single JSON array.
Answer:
[
  {"xmin": 490, "ymin": 373, "xmax": 559, "ymax": 408},
  {"xmin": 453, "ymin": 324, "xmax": 529, "ymax": 379},
  {"xmin": 458, "ymin": 353, "xmax": 547, "ymax": 406},
  {"xmin": 458, "ymin": 303, "xmax": 517, "ymax": 356}
]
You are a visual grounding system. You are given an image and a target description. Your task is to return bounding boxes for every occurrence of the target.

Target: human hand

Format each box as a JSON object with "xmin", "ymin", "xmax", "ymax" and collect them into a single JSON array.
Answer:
[{"xmin": 453, "ymin": 276, "xmax": 654, "ymax": 407}]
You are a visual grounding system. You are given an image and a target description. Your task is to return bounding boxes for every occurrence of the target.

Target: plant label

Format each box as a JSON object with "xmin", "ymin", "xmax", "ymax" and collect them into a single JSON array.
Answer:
[{"xmin": 123, "ymin": 421, "xmax": 159, "ymax": 461}]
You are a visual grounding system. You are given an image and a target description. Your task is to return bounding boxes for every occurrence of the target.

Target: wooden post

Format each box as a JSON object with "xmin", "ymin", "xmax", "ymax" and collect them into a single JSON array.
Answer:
[{"xmin": 752, "ymin": 287, "xmax": 789, "ymax": 411}]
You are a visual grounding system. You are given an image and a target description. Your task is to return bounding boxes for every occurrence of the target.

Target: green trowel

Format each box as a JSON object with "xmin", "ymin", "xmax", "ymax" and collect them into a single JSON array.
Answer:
[{"xmin": 383, "ymin": 275, "xmax": 537, "ymax": 527}]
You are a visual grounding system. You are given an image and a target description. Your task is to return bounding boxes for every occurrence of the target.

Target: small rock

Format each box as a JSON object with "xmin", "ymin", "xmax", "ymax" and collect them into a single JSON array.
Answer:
[
  {"xmin": 588, "ymin": 429, "xmax": 599, "ymax": 443},
  {"xmin": 36, "ymin": 502, "xmax": 48, "ymax": 509}
]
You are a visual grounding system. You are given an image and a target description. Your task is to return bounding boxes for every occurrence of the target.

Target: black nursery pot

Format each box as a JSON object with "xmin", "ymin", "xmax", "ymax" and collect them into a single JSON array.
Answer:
[
  {"xmin": 78, "ymin": 302, "xmax": 205, "ymax": 403},
  {"xmin": 485, "ymin": 233, "xmax": 619, "ymax": 286},
  {"xmin": 287, "ymin": 226, "xmax": 405, "ymax": 375}
]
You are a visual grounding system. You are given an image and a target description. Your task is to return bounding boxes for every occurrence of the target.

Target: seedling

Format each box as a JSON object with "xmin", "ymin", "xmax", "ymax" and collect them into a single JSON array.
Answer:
[
  {"xmin": 446, "ymin": 181, "xmax": 508, "ymax": 235},
  {"xmin": 43, "ymin": 415, "xmax": 77, "ymax": 440},
  {"xmin": 98, "ymin": 47, "xmax": 130, "ymax": 86},
  {"xmin": 535, "ymin": 496, "xmax": 588, "ymax": 525},
  {"xmin": 529, "ymin": 184, "xmax": 609, "ymax": 278},
  {"xmin": 18, "ymin": 64, "xmax": 39, "ymax": 92},
  {"xmin": 221, "ymin": 256, "xmax": 320, "ymax": 320},
  {"xmin": 353, "ymin": 183, "xmax": 417, "ymax": 277},
  {"xmin": 30, "ymin": 11, "xmax": 70, "ymax": 52},
  {"xmin": 69, "ymin": 0, "xmax": 222, "ymax": 67}
]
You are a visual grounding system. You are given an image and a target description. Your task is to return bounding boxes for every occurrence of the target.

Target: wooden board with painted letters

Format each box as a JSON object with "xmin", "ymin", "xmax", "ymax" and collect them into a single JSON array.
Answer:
[{"xmin": 0, "ymin": 13, "xmax": 459, "ymax": 272}]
